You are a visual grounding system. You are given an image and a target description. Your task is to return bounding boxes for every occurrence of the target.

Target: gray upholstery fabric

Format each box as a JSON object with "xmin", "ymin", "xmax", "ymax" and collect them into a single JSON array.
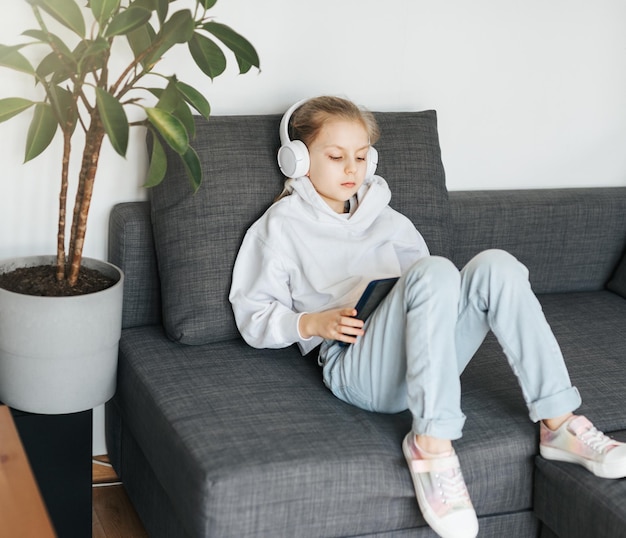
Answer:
[
  {"xmin": 537, "ymin": 291, "xmax": 626, "ymax": 433},
  {"xmin": 149, "ymin": 111, "xmax": 451, "ymax": 345},
  {"xmin": 539, "ymin": 524, "xmax": 560, "ymax": 538},
  {"xmin": 108, "ymin": 404, "xmax": 541, "ymax": 538},
  {"xmin": 607, "ymin": 249, "xmax": 626, "ymax": 298},
  {"xmin": 113, "ymin": 328, "xmax": 409, "ymax": 536},
  {"xmin": 108, "ymin": 201, "xmax": 160, "ymax": 328},
  {"xmin": 534, "ymin": 430, "xmax": 626, "ymax": 538},
  {"xmin": 106, "ymin": 289, "xmax": 626, "ymax": 537},
  {"xmin": 109, "ymin": 392, "xmax": 540, "ymax": 538},
  {"xmin": 450, "ymin": 189, "xmax": 626, "ymax": 294},
  {"xmin": 112, "ymin": 325, "xmax": 534, "ymax": 537},
  {"xmin": 110, "ymin": 417, "xmax": 191, "ymax": 538}
]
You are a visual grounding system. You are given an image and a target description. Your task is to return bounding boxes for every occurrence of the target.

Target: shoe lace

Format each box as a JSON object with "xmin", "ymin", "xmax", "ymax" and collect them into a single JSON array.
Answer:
[
  {"xmin": 579, "ymin": 426, "xmax": 615, "ymax": 454},
  {"xmin": 436, "ymin": 468, "xmax": 471, "ymax": 505}
]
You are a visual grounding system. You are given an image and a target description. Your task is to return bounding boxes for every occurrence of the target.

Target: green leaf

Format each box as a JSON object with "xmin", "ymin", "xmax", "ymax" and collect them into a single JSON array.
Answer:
[
  {"xmin": 145, "ymin": 107, "xmax": 188, "ymax": 154},
  {"xmin": 90, "ymin": 0, "xmax": 120, "ymax": 25},
  {"xmin": 36, "ymin": 51, "xmax": 71, "ymax": 82},
  {"xmin": 172, "ymin": 98, "xmax": 195, "ymax": 139},
  {"xmin": 156, "ymin": 0, "xmax": 168, "ymax": 23},
  {"xmin": 132, "ymin": 0, "xmax": 158, "ymax": 10},
  {"xmin": 154, "ymin": 82, "xmax": 195, "ymax": 137},
  {"xmin": 146, "ymin": 87, "xmax": 163, "ymax": 99},
  {"xmin": 83, "ymin": 37, "xmax": 111, "ymax": 56},
  {"xmin": 134, "ymin": 0, "xmax": 167, "ymax": 23},
  {"xmin": 161, "ymin": 9, "xmax": 195, "ymax": 42},
  {"xmin": 203, "ymin": 21, "xmax": 259, "ymax": 74},
  {"xmin": 175, "ymin": 80, "xmax": 211, "ymax": 119},
  {"xmin": 0, "ymin": 98, "xmax": 35, "ymax": 123},
  {"xmin": 154, "ymin": 80, "xmax": 180, "ymax": 112},
  {"xmin": 0, "ymin": 45, "xmax": 35, "ymax": 75},
  {"xmin": 181, "ymin": 145, "xmax": 202, "ymax": 192},
  {"xmin": 188, "ymin": 33, "xmax": 226, "ymax": 80},
  {"xmin": 104, "ymin": 6, "xmax": 152, "ymax": 38},
  {"xmin": 28, "ymin": 0, "xmax": 86, "ymax": 37},
  {"xmin": 25, "ymin": 103, "xmax": 58, "ymax": 162},
  {"xmin": 198, "ymin": 0, "xmax": 218, "ymax": 9},
  {"xmin": 22, "ymin": 29, "xmax": 75, "ymax": 59},
  {"xmin": 126, "ymin": 23, "xmax": 156, "ymax": 67},
  {"xmin": 144, "ymin": 134, "xmax": 167, "ymax": 187},
  {"xmin": 147, "ymin": 9, "xmax": 194, "ymax": 62},
  {"xmin": 74, "ymin": 37, "xmax": 109, "ymax": 75},
  {"xmin": 48, "ymin": 85, "xmax": 77, "ymax": 134},
  {"xmin": 96, "ymin": 87, "xmax": 129, "ymax": 156}
]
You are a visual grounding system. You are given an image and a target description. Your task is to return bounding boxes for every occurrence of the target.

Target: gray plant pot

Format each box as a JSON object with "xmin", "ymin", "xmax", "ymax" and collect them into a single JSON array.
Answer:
[{"xmin": 0, "ymin": 256, "xmax": 124, "ymax": 414}]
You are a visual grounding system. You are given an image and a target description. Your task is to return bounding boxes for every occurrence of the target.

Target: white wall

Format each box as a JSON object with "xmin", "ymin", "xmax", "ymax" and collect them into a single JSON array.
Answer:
[{"xmin": 1, "ymin": 0, "xmax": 625, "ymax": 454}]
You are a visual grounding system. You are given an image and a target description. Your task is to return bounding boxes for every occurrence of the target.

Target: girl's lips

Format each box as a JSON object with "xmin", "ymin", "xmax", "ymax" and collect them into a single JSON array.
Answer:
[{"xmin": 342, "ymin": 182, "xmax": 356, "ymax": 188}]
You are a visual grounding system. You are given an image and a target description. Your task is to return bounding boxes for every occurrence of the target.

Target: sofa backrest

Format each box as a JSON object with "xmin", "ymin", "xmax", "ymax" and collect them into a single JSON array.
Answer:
[
  {"xmin": 148, "ymin": 111, "xmax": 451, "ymax": 345},
  {"xmin": 450, "ymin": 188, "xmax": 626, "ymax": 294}
]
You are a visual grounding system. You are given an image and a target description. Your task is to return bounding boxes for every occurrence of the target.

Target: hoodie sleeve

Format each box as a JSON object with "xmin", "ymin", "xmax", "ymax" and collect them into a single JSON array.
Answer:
[{"xmin": 229, "ymin": 228, "xmax": 310, "ymax": 349}]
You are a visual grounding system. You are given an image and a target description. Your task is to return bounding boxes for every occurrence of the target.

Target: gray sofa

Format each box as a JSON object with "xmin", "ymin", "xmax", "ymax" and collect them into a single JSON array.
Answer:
[{"xmin": 106, "ymin": 110, "xmax": 626, "ymax": 537}]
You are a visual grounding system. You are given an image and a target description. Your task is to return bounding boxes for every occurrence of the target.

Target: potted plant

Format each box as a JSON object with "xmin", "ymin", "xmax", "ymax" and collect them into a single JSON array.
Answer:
[{"xmin": 0, "ymin": 0, "xmax": 259, "ymax": 413}]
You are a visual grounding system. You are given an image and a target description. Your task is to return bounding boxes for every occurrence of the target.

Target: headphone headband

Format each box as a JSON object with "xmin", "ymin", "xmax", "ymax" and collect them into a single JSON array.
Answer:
[
  {"xmin": 279, "ymin": 98, "xmax": 310, "ymax": 146},
  {"xmin": 277, "ymin": 97, "xmax": 378, "ymax": 180}
]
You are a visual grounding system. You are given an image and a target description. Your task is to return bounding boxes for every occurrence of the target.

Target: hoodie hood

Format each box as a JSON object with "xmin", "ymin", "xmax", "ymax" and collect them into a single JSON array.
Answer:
[{"xmin": 284, "ymin": 175, "xmax": 392, "ymax": 231}]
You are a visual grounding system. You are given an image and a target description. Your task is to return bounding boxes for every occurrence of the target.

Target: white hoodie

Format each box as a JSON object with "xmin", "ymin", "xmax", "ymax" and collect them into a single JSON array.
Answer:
[{"xmin": 229, "ymin": 175, "xmax": 429, "ymax": 354}]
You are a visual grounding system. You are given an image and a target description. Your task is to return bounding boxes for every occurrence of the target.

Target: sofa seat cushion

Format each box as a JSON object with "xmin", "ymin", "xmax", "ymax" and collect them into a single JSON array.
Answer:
[
  {"xmin": 112, "ymin": 289, "xmax": 626, "ymax": 537},
  {"xmin": 532, "ymin": 291, "xmax": 626, "ymax": 537},
  {"xmin": 538, "ymin": 291, "xmax": 626, "ymax": 434},
  {"xmin": 113, "ymin": 323, "xmax": 549, "ymax": 538},
  {"xmin": 114, "ymin": 327, "xmax": 417, "ymax": 537},
  {"xmin": 534, "ymin": 430, "xmax": 626, "ymax": 538},
  {"xmin": 149, "ymin": 111, "xmax": 452, "ymax": 345}
]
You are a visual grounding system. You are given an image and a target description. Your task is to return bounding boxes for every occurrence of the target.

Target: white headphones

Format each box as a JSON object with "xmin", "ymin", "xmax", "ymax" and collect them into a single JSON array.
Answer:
[{"xmin": 277, "ymin": 98, "xmax": 379, "ymax": 180}]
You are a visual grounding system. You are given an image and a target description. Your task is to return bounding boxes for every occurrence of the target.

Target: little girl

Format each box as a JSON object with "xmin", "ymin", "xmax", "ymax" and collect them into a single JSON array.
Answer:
[{"xmin": 229, "ymin": 96, "xmax": 626, "ymax": 538}]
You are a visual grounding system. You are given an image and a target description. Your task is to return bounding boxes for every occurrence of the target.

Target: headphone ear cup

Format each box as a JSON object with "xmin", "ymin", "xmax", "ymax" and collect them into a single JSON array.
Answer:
[
  {"xmin": 366, "ymin": 146, "xmax": 378, "ymax": 179},
  {"xmin": 278, "ymin": 140, "xmax": 310, "ymax": 178}
]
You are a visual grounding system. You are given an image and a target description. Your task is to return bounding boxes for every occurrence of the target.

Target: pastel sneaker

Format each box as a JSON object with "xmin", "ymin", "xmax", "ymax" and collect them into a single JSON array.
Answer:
[
  {"xmin": 402, "ymin": 433, "xmax": 478, "ymax": 538},
  {"xmin": 540, "ymin": 415, "xmax": 626, "ymax": 479}
]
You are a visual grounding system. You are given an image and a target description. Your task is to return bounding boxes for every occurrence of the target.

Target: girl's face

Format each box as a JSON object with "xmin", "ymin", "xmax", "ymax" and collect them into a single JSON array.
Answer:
[{"xmin": 306, "ymin": 119, "xmax": 370, "ymax": 213}]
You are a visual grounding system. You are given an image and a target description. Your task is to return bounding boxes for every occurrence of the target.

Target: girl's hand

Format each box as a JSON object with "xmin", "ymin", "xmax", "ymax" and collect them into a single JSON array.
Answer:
[{"xmin": 299, "ymin": 308, "xmax": 365, "ymax": 344}]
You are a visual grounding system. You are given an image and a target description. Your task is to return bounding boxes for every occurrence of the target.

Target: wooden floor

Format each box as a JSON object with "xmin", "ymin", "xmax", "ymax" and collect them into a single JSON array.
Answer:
[{"xmin": 92, "ymin": 456, "xmax": 148, "ymax": 538}]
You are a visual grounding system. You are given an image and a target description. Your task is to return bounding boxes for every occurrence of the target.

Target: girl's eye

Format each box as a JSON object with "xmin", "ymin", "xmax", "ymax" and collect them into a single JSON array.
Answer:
[
  {"xmin": 357, "ymin": 156, "xmax": 366, "ymax": 162},
  {"xmin": 329, "ymin": 155, "xmax": 342, "ymax": 161}
]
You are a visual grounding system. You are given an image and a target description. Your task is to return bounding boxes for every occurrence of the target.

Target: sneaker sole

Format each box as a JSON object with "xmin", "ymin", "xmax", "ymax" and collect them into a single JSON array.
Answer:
[
  {"xmin": 402, "ymin": 436, "xmax": 478, "ymax": 538},
  {"xmin": 540, "ymin": 445, "xmax": 626, "ymax": 479}
]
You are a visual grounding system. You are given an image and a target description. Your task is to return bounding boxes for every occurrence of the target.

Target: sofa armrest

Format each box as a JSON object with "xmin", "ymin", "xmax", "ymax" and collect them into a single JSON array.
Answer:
[
  {"xmin": 449, "ymin": 187, "xmax": 626, "ymax": 294},
  {"xmin": 108, "ymin": 201, "xmax": 161, "ymax": 328}
]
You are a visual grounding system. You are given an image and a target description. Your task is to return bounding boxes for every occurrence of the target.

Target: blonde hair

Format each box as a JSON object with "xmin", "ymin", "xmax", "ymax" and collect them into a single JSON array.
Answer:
[
  {"xmin": 289, "ymin": 96, "xmax": 380, "ymax": 148},
  {"xmin": 275, "ymin": 96, "xmax": 380, "ymax": 201}
]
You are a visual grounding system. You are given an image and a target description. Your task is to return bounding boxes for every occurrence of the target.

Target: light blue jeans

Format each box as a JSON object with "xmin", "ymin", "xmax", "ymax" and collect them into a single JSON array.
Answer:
[{"xmin": 319, "ymin": 250, "xmax": 581, "ymax": 440}]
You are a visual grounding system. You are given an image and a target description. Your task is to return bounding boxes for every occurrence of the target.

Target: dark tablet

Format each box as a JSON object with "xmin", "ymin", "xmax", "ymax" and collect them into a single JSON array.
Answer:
[
  {"xmin": 336, "ymin": 277, "xmax": 400, "ymax": 347},
  {"xmin": 354, "ymin": 277, "xmax": 400, "ymax": 321}
]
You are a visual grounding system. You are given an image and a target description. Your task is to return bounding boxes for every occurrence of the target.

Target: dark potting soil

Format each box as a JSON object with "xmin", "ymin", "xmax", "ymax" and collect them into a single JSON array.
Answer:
[{"xmin": 0, "ymin": 264, "xmax": 116, "ymax": 297}]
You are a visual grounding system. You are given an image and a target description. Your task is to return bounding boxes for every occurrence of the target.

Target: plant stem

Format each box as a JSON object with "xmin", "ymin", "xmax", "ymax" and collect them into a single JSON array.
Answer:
[
  {"xmin": 56, "ymin": 130, "xmax": 72, "ymax": 281},
  {"xmin": 67, "ymin": 113, "xmax": 105, "ymax": 286}
]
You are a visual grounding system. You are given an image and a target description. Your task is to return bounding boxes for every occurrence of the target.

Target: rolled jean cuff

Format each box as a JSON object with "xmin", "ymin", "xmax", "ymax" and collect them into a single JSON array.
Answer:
[
  {"xmin": 529, "ymin": 386, "xmax": 582, "ymax": 423},
  {"xmin": 412, "ymin": 415, "xmax": 467, "ymax": 441}
]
